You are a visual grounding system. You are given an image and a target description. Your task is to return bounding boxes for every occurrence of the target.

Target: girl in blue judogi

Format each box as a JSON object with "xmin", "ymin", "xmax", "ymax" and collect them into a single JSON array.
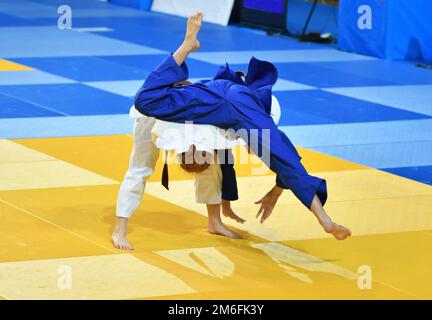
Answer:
[{"xmin": 134, "ymin": 13, "xmax": 351, "ymax": 240}]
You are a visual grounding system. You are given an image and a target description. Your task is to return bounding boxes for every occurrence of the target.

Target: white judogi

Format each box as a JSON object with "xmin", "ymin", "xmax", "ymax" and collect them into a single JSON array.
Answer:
[
  {"xmin": 116, "ymin": 96, "xmax": 281, "ymax": 219},
  {"xmin": 116, "ymin": 108, "xmax": 244, "ymax": 218}
]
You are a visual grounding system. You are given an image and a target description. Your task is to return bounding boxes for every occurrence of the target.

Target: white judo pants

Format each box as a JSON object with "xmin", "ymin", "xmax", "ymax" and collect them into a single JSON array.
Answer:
[{"xmin": 116, "ymin": 116, "xmax": 222, "ymax": 218}]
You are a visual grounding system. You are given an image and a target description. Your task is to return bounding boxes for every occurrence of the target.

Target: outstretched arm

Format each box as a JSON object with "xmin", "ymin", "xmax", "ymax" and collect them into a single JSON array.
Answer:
[
  {"xmin": 252, "ymin": 119, "xmax": 351, "ymax": 239},
  {"xmin": 255, "ymin": 185, "xmax": 283, "ymax": 223}
]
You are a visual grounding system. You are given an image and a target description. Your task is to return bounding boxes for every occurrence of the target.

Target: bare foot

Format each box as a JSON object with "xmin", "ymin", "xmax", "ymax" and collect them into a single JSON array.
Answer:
[
  {"xmin": 112, "ymin": 231, "xmax": 134, "ymax": 250},
  {"xmin": 222, "ymin": 200, "xmax": 245, "ymax": 224},
  {"xmin": 208, "ymin": 223, "xmax": 242, "ymax": 239},
  {"xmin": 323, "ymin": 221, "xmax": 352, "ymax": 240},
  {"xmin": 112, "ymin": 218, "xmax": 134, "ymax": 250},
  {"xmin": 184, "ymin": 12, "xmax": 203, "ymax": 51}
]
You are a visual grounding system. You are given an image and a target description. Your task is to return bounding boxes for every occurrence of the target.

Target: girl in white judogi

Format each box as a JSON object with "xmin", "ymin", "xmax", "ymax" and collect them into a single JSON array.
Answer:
[
  {"xmin": 113, "ymin": 95, "xmax": 281, "ymax": 250},
  {"xmin": 113, "ymin": 106, "xmax": 249, "ymax": 250}
]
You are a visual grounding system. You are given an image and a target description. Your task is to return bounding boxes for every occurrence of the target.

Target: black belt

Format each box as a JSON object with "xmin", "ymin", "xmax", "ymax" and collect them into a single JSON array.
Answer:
[{"xmin": 161, "ymin": 150, "xmax": 169, "ymax": 190}]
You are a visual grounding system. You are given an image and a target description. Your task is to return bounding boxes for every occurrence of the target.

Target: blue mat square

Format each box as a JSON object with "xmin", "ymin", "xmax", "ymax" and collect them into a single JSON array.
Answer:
[
  {"xmin": 274, "ymin": 89, "xmax": 430, "ymax": 125},
  {"xmin": 0, "ymin": 0, "xmax": 147, "ymax": 19},
  {"xmin": 83, "ymin": 80, "xmax": 143, "ymax": 97},
  {"xmin": 0, "ymin": 84, "xmax": 133, "ymax": 116},
  {"xmin": 325, "ymin": 85, "xmax": 432, "ymax": 116},
  {"xmin": 382, "ymin": 166, "xmax": 432, "ymax": 186},
  {"xmin": 191, "ymin": 49, "xmax": 373, "ymax": 65},
  {"xmin": 0, "ymin": 13, "xmax": 34, "ymax": 27},
  {"xmin": 0, "ymin": 26, "xmax": 164, "ymax": 58},
  {"xmin": 311, "ymin": 60, "xmax": 432, "ymax": 86},
  {"xmin": 68, "ymin": 16, "xmax": 323, "ymax": 52},
  {"xmin": 0, "ymin": 93, "xmax": 63, "ymax": 118},
  {"xmin": 100, "ymin": 55, "xmax": 220, "ymax": 78},
  {"xmin": 311, "ymin": 141, "xmax": 432, "ymax": 169},
  {"xmin": 272, "ymin": 62, "xmax": 397, "ymax": 88},
  {"xmin": 31, "ymin": 0, "xmax": 110, "ymax": 9},
  {"xmin": 11, "ymin": 56, "xmax": 150, "ymax": 82},
  {"xmin": 0, "ymin": 1, "xmax": 55, "ymax": 19},
  {"xmin": 0, "ymin": 70, "xmax": 75, "ymax": 86}
]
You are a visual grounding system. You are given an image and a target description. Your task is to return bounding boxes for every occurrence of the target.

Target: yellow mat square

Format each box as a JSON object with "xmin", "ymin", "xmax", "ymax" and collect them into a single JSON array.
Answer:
[
  {"xmin": 0, "ymin": 59, "xmax": 32, "ymax": 71},
  {"xmin": 0, "ymin": 140, "xmax": 117, "ymax": 191},
  {"xmin": 145, "ymin": 171, "xmax": 432, "ymax": 241},
  {"xmin": 0, "ymin": 254, "xmax": 195, "ymax": 299}
]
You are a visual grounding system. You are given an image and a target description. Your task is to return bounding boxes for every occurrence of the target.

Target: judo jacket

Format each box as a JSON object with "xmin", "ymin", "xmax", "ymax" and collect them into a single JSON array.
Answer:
[{"xmin": 134, "ymin": 54, "xmax": 327, "ymax": 209}]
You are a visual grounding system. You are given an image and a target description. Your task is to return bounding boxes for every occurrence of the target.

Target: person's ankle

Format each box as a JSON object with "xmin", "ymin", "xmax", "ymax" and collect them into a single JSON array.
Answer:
[
  {"xmin": 221, "ymin": 200, "xmax": 230, "ymax": 209},
  {"xmin": 208, "ymin": 219, "xmax": 223, "ymax": 229},
  {"xmin": 114, "ymin": 225, "xmax": 125, "ymax": 235},
  {"xmin": 320, "ymin": 218, "xmax": 334, "ymax": 232},
  {"xmin": 114, "ymin": 218, "xmax": 128, "ymax": 233},
  {"xmin": 182, "ymin": 39, "xmax": 197, "ymax": 51}
]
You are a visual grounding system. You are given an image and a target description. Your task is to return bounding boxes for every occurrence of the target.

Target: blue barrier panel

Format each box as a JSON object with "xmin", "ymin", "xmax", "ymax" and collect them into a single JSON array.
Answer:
[
  {"xmin": 338, "ymin": 0, "xmax": 432, "ymax": 60},
  {"xmin": 387, "ymin": 2, "xmax": 432, "ymax": 60}
]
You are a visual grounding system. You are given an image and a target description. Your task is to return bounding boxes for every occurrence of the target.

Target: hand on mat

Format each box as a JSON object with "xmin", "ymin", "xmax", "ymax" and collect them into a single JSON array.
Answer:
[{"xmin": 255, "ymin": 186, "xmax": 283, "ymax": 224}]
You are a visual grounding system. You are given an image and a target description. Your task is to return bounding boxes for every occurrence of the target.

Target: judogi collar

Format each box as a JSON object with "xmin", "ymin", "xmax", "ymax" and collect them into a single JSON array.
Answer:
[{"xmin": 214, "ymin": 57, "xmax": 278, "ymax": 115}]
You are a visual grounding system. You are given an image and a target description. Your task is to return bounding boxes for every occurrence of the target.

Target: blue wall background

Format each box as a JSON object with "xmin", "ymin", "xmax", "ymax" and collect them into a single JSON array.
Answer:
[
  {"xmin": 109, "ymin": 0, "xmax": 431, "ymax": 61},
  {"xmin": 338, "ymin": 0, "xmax": 432, "ymax": 60},
  {"xmin": 110, "ymin": 0, "xmax": 339, "ymax": 37},
  {"xmin": 387, "ymin": 0, "xmax": 432, "ymax": 60},
  {"xmin": 286, "ymin": 0, "xmax": 338, "ymax": 37}
]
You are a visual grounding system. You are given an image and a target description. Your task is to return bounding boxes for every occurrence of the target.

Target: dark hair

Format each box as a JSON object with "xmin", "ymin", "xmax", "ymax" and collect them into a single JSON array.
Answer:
[
  {"xmin": 174, "ymin": 80, "xmax": 192, "ymax": 87},
  {"xmin": 178, "ymin": 145, "xmax": 211, "ymax": 173},
  {"xmin": 235, "ymin": 71, "xmax": 245, "ymax": 78}
]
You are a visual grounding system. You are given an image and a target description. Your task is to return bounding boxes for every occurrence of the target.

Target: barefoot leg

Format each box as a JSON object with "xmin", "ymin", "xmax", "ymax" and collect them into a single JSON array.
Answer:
[
  {"xmin": 310, "ymin": 195, "xmax": 352, "ymax": 240},
  {"xmin": 173, "ymin": 12, "xmax": 203, "ymax": 66},
  {"xmin": 112, "ymin": 217, "xmax": 134, "ymax": 250},
  {"xmin": 207, "ymin": 204, "xmax": 242, "ymax": 239},
  {"xmin": 221, "ymin": 200, "xmax": 245, "ymax": 224}
]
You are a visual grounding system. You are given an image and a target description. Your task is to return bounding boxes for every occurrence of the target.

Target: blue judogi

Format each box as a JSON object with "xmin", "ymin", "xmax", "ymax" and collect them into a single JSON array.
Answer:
[{"xmin": 135, "ymin": 54, "xmax": 327, "ymax": 209}]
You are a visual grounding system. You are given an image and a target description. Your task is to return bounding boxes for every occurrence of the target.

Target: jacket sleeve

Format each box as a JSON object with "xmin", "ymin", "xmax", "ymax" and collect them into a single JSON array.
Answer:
[
  {"xmin": 245, "ymin": 117, "xmax": 327, "ymax": 208},
  {"xmin": 134, "ymin": 54, "xmax": 227, "ymax": 124},
  {"xmin": 227, "ymin": 89, "xmax": 327, "ymax": 209},
  {"xmin": 272, "ymin": 129, "xmax": 327, "ymax": 208}
]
